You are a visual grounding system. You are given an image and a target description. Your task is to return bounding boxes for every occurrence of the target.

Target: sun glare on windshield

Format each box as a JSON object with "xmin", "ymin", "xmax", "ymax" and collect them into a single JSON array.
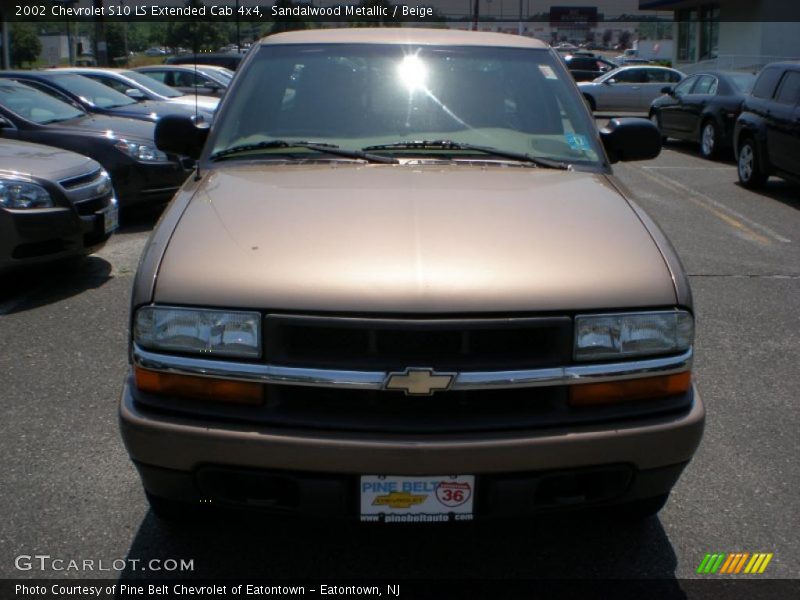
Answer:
[{"xmin": 397, "ymin": 54, "xmax": 428, "ymax": 93}]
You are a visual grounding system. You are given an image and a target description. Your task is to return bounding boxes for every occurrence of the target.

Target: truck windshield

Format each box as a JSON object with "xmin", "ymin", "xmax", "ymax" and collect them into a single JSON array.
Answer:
[{"xmin": 211, "ymin": 44, "xmax": 602, "ymax": 165}]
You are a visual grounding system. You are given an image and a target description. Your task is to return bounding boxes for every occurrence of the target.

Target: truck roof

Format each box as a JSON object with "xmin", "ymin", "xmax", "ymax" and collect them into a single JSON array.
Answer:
[{"xmin": 261, "ymin": 28, "xmax": 549, "ymax": 49}]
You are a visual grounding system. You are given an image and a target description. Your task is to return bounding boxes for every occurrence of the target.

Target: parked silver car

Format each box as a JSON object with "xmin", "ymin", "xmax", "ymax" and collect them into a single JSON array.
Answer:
[
  {"xmin": 579, "ymin": 66, "xmax": 684, "ymax": 113},
  {"xmin": 52, "ymin": 68, "xmax": 219, "ymax": 114},
  {"xmin": 133, "ymin": 65, "xmax": 229, "ymax": 98}
]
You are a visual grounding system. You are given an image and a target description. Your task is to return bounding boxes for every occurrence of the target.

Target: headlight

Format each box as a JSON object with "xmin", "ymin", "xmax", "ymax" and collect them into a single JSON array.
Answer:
[
  {"xmin": 96, "ymin": 170, "xmax": 113, "ymax": 196},
  {"xmin": 115, "ymin": 139, "xmax": 169, "ymax": 162},
  {"xmin": 134, "ymin": 306, "xmax": 261, "ymax": 358},
  {"xmin": 0, "ymin": 180, "xmax": 54, "ymax": 209},
  {"xmin": 574, "ymin": 310, "xmax": 693, "ymax": 361}
]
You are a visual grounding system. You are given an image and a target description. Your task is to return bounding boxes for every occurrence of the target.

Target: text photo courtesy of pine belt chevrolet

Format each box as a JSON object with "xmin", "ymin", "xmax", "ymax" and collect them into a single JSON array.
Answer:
[
  {"xmin": 0, "ymin": 80, "xmax": 192, "ymax": 209},
  {"xmin": 121, "ymin": 29, "xmax": 703, "ymax": 524},
  {"xmin": 0, "ymin": 138, "xmax": 117, "ymax": 272}
]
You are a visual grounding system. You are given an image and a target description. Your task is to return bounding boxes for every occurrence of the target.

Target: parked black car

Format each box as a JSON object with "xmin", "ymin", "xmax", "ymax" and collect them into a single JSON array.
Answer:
[
  {"xmin": 165, "ymin": 52, "xmax": 243, "ymax": 71},
  {"xmin": 563, "ymin": 54, "xmax": 617, "ymax": 82},
  {"xmin": 0, "ymin": 71, "xmax": 207, "ymax": 124},
  {"xmin": 0, "ymin": 138, "xmax": 117, "ymax": 271},
  {"xmin": 735, "ymin": 62, "xmax": 800, "ymax": 188},
  {"xmin": 0, "ymin": 80, "xmax": 191, "ymax": 208},
  {"xmin": 650, "ymin": 71, "xmax": 756, "ymax": 159}
]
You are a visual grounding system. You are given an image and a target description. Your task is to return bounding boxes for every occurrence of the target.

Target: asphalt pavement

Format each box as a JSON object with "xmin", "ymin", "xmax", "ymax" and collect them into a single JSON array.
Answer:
[{"xmin": 0, "ymin": 137, "xmax": 798, "ymax": 584}]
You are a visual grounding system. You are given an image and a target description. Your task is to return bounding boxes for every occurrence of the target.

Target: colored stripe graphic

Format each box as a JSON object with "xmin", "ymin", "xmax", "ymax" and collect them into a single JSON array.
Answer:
[
  {"xmin": 698, "ymin": 553, "xmax": 727, "ymax": 574},
  {"xmin": 700, "ymin": 552, "xmax": 774, "ymax": 575},
  {"xmin": 697, "ymin": 554, "xmax": 713, "ymax": 574},
  {"xmin": 757, "ymin": 553, "xmax": 773, "ymax": 573}
]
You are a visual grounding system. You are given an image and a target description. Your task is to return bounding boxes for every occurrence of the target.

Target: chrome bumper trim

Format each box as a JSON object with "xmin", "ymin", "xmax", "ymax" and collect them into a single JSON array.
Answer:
[{"xmin": 132, "ymin": 345, "xmax": 693, "ymax": 391}]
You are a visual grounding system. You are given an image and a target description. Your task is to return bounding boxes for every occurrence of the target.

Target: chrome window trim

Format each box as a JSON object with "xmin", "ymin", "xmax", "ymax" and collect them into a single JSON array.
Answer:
[{"xmin": 132, "ymin": 344, "xmax": 693, "ymax": 392}]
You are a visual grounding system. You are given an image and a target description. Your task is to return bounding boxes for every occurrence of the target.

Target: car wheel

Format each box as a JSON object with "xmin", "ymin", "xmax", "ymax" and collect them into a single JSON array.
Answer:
[
  {"xmin": 583, "ymin": 94, "xmax": 596, "ymax": 112},
  {"xmin": 700, "ymin": 120, "xmax": 719, "ymax": 159},
  {"xmin": 650, "ymin": 112, "xmax": 668, "ymax": 144},
  {"xmin": 737, "ymin": 138, "xmax": 767, "ymax": 189}
]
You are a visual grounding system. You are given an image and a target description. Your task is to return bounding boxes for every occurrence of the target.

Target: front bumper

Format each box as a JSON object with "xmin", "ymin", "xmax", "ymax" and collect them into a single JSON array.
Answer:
[
  {"xmin": 0, "ymin": 203, "xmax": 113, "ymax": 271},
  {"xmin": 110, "ymin": 160, "xmax": 190, "ymax": 208},
  {"xmin": 119, "ymin": 375, "xmax": 704, "ymax": 515}
]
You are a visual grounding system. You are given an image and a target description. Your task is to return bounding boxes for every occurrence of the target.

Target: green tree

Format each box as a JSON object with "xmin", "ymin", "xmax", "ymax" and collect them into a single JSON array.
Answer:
[
  {"xmin": 165, "ymin": 21, "xmax": 227, "ymax": 52},
  {"xmin": 11, "ymin": 23, "xmax": 41, "ymax": 67}
]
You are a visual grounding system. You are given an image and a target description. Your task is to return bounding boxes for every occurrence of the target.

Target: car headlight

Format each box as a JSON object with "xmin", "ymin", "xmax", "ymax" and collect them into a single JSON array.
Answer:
[
  {"xmin": 115, "ymin": 139, "xmax": 169, "ymax": 163},
  {"xmin": 134, "ymin": 306, "xmax": 261, "ymax": 358},
  {"xmin": 0, "ymin": 180, "xmax": 54, "ymax": 209},
  {"xmin": 574, "ymin": 310, "xmax": 693, "ymax": 361}
]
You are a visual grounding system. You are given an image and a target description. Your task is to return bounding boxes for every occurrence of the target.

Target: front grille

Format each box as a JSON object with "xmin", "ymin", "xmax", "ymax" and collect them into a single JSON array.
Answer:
[
  {"xmin": 259, "ymin": 385, "xmax": 567, "ymax": 432},
  {"xmin": 59, "ymin": 168, "xmax": 103, "ymax": 190},
  {"xmin": 264, "ymin": 315, "xmax": 573, "ymax": 371}
]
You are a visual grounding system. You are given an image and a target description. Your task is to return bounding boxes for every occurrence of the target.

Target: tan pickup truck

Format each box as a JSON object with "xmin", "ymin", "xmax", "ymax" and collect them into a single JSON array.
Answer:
[{"xmin": 120, "ymin": 28, "xmax": 703, "ymax": 523}]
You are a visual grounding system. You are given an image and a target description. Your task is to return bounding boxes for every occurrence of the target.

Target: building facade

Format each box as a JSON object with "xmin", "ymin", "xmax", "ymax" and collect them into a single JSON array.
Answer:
[{"xmin": 639, "ymin": 0, "xmax": 800, "ymax": 72}]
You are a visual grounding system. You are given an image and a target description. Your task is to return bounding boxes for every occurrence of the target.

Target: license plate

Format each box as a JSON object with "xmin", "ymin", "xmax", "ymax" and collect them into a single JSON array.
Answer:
[
  {"xmin": 102, "ymin": 203, "xmax": 119, "ymax": 234},
  {"xmin": 360, "ymin": 475, "xmax": 475, "ymax": 523}
]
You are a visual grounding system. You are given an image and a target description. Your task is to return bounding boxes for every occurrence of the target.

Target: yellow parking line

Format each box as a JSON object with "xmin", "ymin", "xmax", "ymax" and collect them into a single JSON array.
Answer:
[{"xmin": 634, "ymin": 166, "xmax": 790, "ymax": 245}]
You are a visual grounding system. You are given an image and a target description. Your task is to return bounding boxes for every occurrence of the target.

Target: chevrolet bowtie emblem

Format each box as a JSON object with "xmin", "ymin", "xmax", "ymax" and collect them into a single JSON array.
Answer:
[{"xmin": 384, "ymin": 368, "xmax": 456, "ymax": 396}]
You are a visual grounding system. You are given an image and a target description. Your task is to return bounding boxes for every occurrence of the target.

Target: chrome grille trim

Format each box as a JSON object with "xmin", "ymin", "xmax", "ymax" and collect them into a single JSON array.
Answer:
[{"xmin": 132, "ymin": 344, "xmax": 693, "ymax": 391}]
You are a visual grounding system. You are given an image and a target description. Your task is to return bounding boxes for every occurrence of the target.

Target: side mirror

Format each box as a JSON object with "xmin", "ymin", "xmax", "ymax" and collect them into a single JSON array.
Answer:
[
  {"xmin": 125, "ymin": 88, "xmax": 146, "ymax": 100},
  {"xmin": 604, "ymin": 79, "xmax": 615, "ymax": 85},
  {"xmin": 0, "ymin": 116, "xmax": 13, "ymax": 129},
  {"xmin": 600, "ymin": 117, "xmax": 661, "ymax": 163},
  {"xmin": 155, "ymin": 115, "xmax": 209, "ymax": 160},
  {"xmin": 661, "ymin": 85, "xmax": 674, "ymax": 95}
]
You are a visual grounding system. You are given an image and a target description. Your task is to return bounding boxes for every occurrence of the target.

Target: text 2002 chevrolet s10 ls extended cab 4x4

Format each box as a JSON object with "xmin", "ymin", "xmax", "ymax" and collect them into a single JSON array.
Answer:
[{"xmin": 120, "ymin": 29, "xmax": 704, "ymax": 523}]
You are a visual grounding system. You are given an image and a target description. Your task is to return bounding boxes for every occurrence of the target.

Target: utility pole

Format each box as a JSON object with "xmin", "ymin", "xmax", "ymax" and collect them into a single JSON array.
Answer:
[
  {"xmin": 236, "ymin": 0, "xmax": 241, "ymax": 52},
  {"xmin": 93, "ymin": 0, "xmax": 109, "ymax": 66},
  {"xmin": 472, "ymin": 0, "xmax": 479, "ymax": 31},
  {"xmin": 0, "ymin": 9, "xmax": 9, "ymax": 70}
]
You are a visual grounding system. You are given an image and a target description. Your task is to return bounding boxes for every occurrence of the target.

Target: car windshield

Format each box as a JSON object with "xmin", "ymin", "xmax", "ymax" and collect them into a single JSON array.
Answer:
[
  {"xmin": 0, "ymin": 81, "xmax": 84, "ymax": 123},
  {"xmin": 727, "ymin": 73, "xmax": 756, "ymax": 93},
  {"xmin": 211, "ymin": 44, "xmax": 602, "ymax": 165},
  {"xmin": 122, "ymin": 70, "xmax": 183, "ymax": 98},
  {"xmin": 51, "ymin": 74, "xmax": 137, "ymax": 108},
  {"xmin": 202, "ymin": 67, "xmax": 233, "ymax": 82},
  {"xmin": 197, "ymin": 67, "xmax": 231, "ymax": 85}
]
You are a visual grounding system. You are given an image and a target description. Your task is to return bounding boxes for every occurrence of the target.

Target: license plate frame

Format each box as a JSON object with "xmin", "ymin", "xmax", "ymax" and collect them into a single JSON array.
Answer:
[
  {"xmin": 359, "ymin": 475, "xmax": 475, "ymax": 523},
  {"xmin": 101, "ymin": 203, "xmax": 119, "ymax": 234}
]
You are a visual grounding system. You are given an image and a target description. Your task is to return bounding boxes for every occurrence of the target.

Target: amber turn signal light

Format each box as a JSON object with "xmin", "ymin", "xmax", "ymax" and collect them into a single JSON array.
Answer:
[
  {"xmin": 568, "ymin": 371, "xmax": 691, "ymax": 407},
  {"xmin": 134, "ymin": 366, "xmax": 264, "ymax": 406}
]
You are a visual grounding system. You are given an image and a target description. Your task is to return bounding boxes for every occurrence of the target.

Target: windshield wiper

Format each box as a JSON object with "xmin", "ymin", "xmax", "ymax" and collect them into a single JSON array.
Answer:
[
  {"xmin": 362, "ymin": 140, "xmax": 571, "ymax": 170},
  {"xmin": 209, "ymin": 140, "xmax": 398, "ymax": 164}
]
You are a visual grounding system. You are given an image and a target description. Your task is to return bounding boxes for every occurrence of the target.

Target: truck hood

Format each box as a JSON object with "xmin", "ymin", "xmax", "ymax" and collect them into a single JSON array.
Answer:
[{"xmin": 154, "ymin": 164, "xmax": 676, "ymax": 313}]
